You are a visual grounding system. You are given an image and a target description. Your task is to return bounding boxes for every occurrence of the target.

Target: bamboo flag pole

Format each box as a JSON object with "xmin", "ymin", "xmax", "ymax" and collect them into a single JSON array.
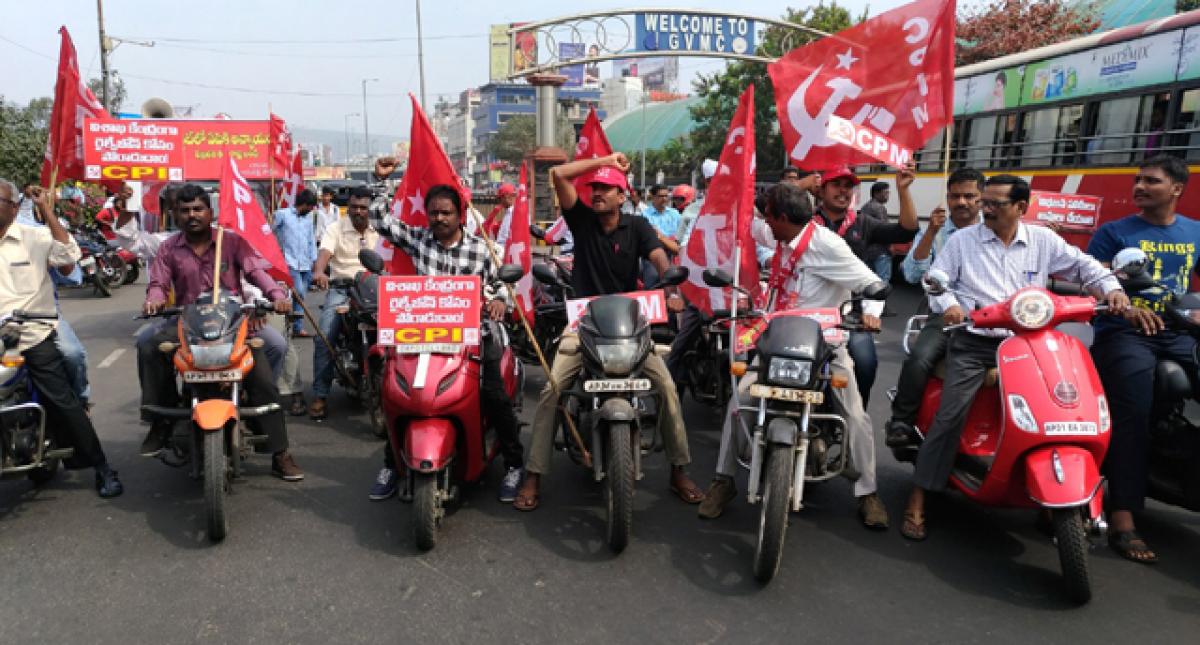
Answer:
[
  {"xmin": 211, "ymin": 227, "xmax": 224, "ymax": 305},
  {"xmin": 465, "ymin": 190, "xmax": 592, "ymax": 468}
]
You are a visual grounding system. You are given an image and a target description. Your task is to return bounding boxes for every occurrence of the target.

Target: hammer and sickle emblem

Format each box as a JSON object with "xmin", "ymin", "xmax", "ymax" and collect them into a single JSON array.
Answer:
[{"xmin": 786, "ymin": 65, "xmax": 863, "ymax": 160}]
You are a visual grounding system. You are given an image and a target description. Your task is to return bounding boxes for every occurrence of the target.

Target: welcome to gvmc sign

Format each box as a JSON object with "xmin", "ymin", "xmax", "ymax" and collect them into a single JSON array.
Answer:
[{"xmin": 635, "ymin": 12, "xmax": 756, "ymax": 55}]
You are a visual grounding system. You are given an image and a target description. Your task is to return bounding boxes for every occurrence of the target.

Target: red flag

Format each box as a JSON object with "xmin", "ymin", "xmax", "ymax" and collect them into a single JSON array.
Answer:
[
  {"xmin": 572, "ymin": 107, "xmax": 614, "ymax": 205},
  {"xmin": 42, "ymin": 27, "xmax": 109, "ymax": 186},
  {"xmin": 387, "ymin": 94, "xmax": 470, "ymax": 274},
  {"xmin": 277, "ymin": 149, "xmax": 303, "ymax": 209},
  {"xmin": 269, "ymin": 113, "xmax": 292, "ymax": 175},
  {"xmin": 499, "ymin": 164, "xmax": 535, "ymax": 321},
  {"xmin": 544, "ymin": 217, "xmax": 570, "ymax": 245},
  {"xmin": 769, "ymin": 0, "xmax": 955, "ymax": 169},
  {"xmin": 217, "ymin": 154, "xmax": 291, "ymax": 287},
  {"xmin": 679, "ymin": 85, "xmax": 759, "ymax": 316}
]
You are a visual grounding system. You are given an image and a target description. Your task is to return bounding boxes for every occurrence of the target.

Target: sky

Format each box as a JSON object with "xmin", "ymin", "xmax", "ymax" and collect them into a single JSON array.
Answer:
[{"xmin": 4, "ymin": 0, "xmax": 907, "ymax": 140}]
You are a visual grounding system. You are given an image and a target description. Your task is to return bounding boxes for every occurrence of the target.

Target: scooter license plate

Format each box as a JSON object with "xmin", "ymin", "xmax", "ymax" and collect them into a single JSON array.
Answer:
[
  {"xmin": 749, "ymin": 383, "xmax": 823, "ymax": 404},
  {"xmin": 183, "ymin": 369, "xmax": 243, "ymax": 383},
  {"xmin": 583, "ymin": 378, "xmax": 652, "ymax": 393},
  {"xmin": 1043, "ymin": 421, "xmax": 1097, "ymax": 435},
  {"xmin": 79, "ymin": 257, "xmax": 96, "ymax": 268}
]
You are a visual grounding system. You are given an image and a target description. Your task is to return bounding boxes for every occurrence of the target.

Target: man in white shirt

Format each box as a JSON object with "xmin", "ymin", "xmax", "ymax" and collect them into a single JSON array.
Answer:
[
  {"xmin": 698, "ymin": 182, "xmax": 889, "ymax": 529},
  {"xmin": 314, "ymin": 186, "xmax": 340, "ymax": 245},
  {"xmin": 0, "ymin": 178, "xmax": 122, "ymax": 497}
]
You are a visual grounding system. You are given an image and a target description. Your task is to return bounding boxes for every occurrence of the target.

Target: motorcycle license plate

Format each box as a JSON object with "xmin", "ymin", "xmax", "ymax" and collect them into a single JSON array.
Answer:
[
  {"xmin": 583, "ymin": 378, "xmax": 652, "ymax": 393},
  {"xmin": 1043, "ymin": 421, "xmax": 1098, "ymax": 435},
  {"xmin": 749, "ymin": 383, "xmax": 824, "ymax": 404},
  {"xmin": 79, "ymin": 257, "xmax": 96, "ymax": 268},
  {"xmin": 183, "ymin": 369, "xmax": 243, "ymax": 383}
]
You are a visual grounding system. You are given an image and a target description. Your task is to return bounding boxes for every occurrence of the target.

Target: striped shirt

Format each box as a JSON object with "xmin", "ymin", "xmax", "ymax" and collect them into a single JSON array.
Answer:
[{"xmin": 930, "ymin": 222, "xmax": 1119, "ymax": 336}]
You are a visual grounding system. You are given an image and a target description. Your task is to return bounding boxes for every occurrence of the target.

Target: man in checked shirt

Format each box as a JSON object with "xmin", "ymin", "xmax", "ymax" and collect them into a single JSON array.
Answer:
[{"xmin": 365, "ymin": 182, "xmax": 526, "ymax": 504}]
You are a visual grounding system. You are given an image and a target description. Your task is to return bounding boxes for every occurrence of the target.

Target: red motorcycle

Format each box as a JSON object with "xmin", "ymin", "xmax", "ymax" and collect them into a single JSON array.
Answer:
[
  {"xmin": 894, "ymin": 270, "xmax": 1112, "ymax": 604},
  {"xmin": 360, "ymin": 251, "xmax": 525, "ymax": 550}
]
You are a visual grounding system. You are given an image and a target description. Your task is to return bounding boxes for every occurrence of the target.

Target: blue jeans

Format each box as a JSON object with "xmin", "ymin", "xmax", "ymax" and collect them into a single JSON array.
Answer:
[
  {"xmin": 56, "ymin": 318, "xmax": 89, "ymax": 403},
  {"xmin": 872, "ymin": 254, "xmax": 893, "ymax": 283},
  {"xmin": 288, "ymin": 270, "xmax": 312, "ymax": 333},
  {"xmin": 312, "ymin": 287, "xmax": 350, "ymax": 399},
  {"xmin": 847, "ymin": 330, "xmax": 878, "ymax": 407}
]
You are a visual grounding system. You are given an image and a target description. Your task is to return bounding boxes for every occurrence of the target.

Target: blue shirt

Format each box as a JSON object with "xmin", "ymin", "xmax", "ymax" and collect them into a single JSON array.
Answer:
[
  {"xmin": 900, "ymin": 216, "xmax": 980, "ymax": 285},
  {"xmin": 272, "ymin": 207, "xmax": 319, "ymax": 272},
  {"xmin": 640, "ymin": 204, "xmax": 681, "ymax": 240},
  {"xmin": 1088, "ymin": 213, "xmax": 1200, "ymax": 333}
]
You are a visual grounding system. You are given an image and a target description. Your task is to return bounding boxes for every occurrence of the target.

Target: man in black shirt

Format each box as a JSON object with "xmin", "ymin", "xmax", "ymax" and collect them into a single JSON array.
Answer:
[{"xmin": 513, "ymin": 152, "xmax": 704, "ymax": 510}]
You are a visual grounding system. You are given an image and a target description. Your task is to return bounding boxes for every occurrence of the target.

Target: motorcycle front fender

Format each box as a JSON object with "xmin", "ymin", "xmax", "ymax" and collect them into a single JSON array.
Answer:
[
  {"xmin": 404, "ymin": 418, "xmax": 456, "ymax": 473},
  {"xmin": 1024, "ymin": 445, "xmax": 1103, "ymax": 508},
  {"xmin": 192, "ymin": 399, "xmax": 237, "ymax": 432},
  {"xmin": 597, "ymin": 397, "xmax": 636, "ymax": 422}
]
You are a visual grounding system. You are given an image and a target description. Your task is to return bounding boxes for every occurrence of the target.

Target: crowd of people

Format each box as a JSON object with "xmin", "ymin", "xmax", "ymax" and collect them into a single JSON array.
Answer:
[{"xmin": 0, "ymin": 149, "xmax": 1193, "ymax": 565}]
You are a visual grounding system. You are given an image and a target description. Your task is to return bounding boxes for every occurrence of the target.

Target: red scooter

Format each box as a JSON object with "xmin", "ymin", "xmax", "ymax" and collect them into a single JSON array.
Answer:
[
  {"xmin": 894, "ymin": 269, "xmax": 1112, "ymax": 604},
  {"xmin": 360, "ymin": 251, "xmax": 525, "ymax": 550}
]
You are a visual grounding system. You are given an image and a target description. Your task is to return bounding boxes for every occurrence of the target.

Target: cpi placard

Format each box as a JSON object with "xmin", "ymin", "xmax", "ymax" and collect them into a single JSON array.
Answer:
[
  {"xmin": 1024, "ymin": 191, "xmax": 1102, "ymax": 230},
  {"xmin": 83, "ymin": 118, "xmax": 273, "ymax": 181},
  {"xmin": 378, "ymin": 275, "xmax": 482, "ymax": 349}
]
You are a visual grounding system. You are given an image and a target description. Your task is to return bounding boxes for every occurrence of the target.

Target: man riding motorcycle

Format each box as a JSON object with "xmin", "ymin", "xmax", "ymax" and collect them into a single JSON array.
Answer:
[
  {"xmin": 1086, "ymin": 155, "xmax": 1199, "ymax": 564},
  {"xmin": 885, "ymin": 168, "xmax": 985, "ymax": 448},
  {"xmin": 368, "ymin": 182, "xmax": 526, "ymax": 503},
  {"xmin": 900, "ymin": 174, "xmax": 1127, "ymax": 540},
  {"xmin": 512, "ymin": 152, "xmax": 703, "ymax": 511},
  {"xmin": 698, "ymin": 182, "xmax": 891, "ymax": 529},
  {"xmin": 138, "ymin": 183, "xmax": 303, "ymax": 481}
]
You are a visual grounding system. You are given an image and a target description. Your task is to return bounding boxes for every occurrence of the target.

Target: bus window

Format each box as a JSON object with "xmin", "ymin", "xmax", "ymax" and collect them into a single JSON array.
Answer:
[
  {"xmin": 963, "ymin": 116, "xmax": 997, "ymax": 169},
  {"xmin": 1172, "ymin": 88, "xmax": 1200, "ymax": 161},
  {"xmin": 1137, "ymin": 92, "xmax": 1171, "ymax": 159},
  {"xmin": 1088, "ymin": 96, "xmax": 1139, "ymax": 165},
  {"xmin": 996, "ymin": 113, "xmax": 1020, "ymax": 168},
  {"xmin": 916, "ymin": 128, "xmax": 945, "ymax": 171},
  {"xmin": 1021, "ymin": 105, "xmax": 1083, "ymax": 167}
]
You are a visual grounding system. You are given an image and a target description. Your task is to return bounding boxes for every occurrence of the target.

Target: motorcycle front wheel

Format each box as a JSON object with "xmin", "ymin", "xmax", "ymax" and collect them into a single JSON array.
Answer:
[
  {"xmin": 1053, "ymin": 508, "xmax": 1092, "ymax": 604},
  {"xmin": 203, "ymin": 430, "xmax": 229, "ymax": 542},
  {"xmin": 753, "ymin": 446, "xmax": 794, "ymax": 583},
  {"xmin": 413, "ymin": 472, "xmax": 441, "ymax": 551},
  {"xmin": 101, "ymin": 254, "xmax": 127, "ymax": 289},
  {"xmin": 604, "ymin": 421, "xmax": 635, "ymax": 553},
  {"xmin": 122, "ymin": 261, "xmax": 140, "ymax": 285}
]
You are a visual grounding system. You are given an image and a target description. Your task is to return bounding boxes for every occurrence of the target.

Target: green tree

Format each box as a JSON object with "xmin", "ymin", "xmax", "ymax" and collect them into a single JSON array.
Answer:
[
  {"xmin": 87, "ymin": 75, "xmax": 126, "ymax": 113},
  {"xmin": 689, "ymin": 2, "xmax": 859, "ymax": 174},
  {"xmin": 624, "ymin": 135, "xmax": 699, "ymax": 186},
  {"xmin": 0, "ymin": 96, "xmax": 49, "ymax": 186},
  {"xmin": 1179, "ymin": 0, "xmax": 1200, "ymax": 12},
  {"xmin": 486, "ymin": 113, "xmax": 576, "ymax": 169}
]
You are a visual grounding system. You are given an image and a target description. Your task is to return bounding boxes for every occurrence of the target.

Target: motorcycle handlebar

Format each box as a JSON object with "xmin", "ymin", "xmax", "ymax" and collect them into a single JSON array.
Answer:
[
  {"xmin": 10, "ymin": 310, "xmax": 59, "ymax": 321},
  {"xmin": 135, "ymin": 307, "xmax": 183, "ymax": 320}
]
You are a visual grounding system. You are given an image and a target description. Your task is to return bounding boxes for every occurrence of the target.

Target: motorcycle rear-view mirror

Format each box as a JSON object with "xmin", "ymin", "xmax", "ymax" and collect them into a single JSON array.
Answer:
[
  {"xmin": 1112, "ymin": 247, "xmax": 1148, "ymax": 278},
  {"xmin": 358, "ymin": 249, "xmax": 386, "ymax": 275},
  {"xmin": 922, "ymin": 268, "xmax": 951, "ymax": 296},
  {"xmin": 532, "ymin": 263, "xmax": 561, "ymax": 287},
  {"xmin": 861, "ymin": 281, "xmax": 891, "ymax": 300},
  {"xmin": 660, "ymin": 266, "xmax": 689, "ymax": 287},
  {"xmin": 498, "ymin": 263, "xmax": 525, "ymax": 285},
  {"xmin": 702, "ymin": 268, "xmax": 733, "ymax": 288}
]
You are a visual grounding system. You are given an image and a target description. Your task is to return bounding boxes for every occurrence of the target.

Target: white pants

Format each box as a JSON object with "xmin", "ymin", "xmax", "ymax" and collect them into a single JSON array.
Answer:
[{"xmin": 714, "ymin": 345, "xmax": 877, "ymax": 497}]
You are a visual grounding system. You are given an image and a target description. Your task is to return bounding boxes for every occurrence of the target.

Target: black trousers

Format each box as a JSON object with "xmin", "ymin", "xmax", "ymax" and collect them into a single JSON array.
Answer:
[
  {"xmin": 384, "ymin": 327, "xmax": 523, "ymax": 470},
  {"xmin": 913, "ymin": 331, "xmax": 1002, "ymax": 491},
  {"xmin": 666, "ymin": 305, "xmax": 704, "ymax": 398},
  {"xmin": 138, "ymin": 319, "xmax": 288, "ymax": 454},
  {"xmin": 24, "ymin": 332, "xmax": 107, "ymax": 469},
  {"xmin": 1093, "ymin": 327, "xmax": 1198, "ymax": 512},
  {"xmin": 890, "ymin": 314, "xmax": 949, "ymax": 426}
]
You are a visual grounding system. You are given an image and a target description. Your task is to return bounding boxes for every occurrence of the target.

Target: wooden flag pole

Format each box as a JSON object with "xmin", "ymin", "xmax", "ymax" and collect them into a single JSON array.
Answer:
[{"xmin": 211, "ymin": 227, "xmax": 224, "ymax": 305}]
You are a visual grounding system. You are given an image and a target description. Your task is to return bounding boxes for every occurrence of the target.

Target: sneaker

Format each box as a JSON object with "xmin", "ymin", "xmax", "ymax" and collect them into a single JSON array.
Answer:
[
  {"xmin": 271, "ymin": 451, "xmax": 305, "ymax": 481},
  {"xmin": 698, "ymin": 477, "xmax": 737, "ymax": 519},
  {"xmin": 369, "ymin": 467, "xmax": 399, "ymax": 500},
  {"xmin": 498, "ymin": 466, "xmax": 524, "ymax": 503},
  {"xmin": 885, "ymin": 419, "xmax": 918, "ymax": 448},
  {"xmin": 139, "ymin": 423, "xmax": 168, "ymax": 457},
  {"xmin": 95, "ymin": 465, "xmax": 124, "ymax": 498}
]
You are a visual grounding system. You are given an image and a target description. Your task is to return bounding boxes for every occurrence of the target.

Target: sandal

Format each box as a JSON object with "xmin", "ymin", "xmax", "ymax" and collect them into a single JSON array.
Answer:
[
  {"xmin": 901, "ymin": 510, "xmax": 927, "ymax": 541},
  {"xmin": 670, "ymin": 480, "xmax": 706, "ymax": 504},
  {"xmin": 512, "ymin": 488, "xmax": 540, "ymax": 512},
  {"xmin": 1108, "ymin": 530, "xmax": 1158, "ymax": 564}
]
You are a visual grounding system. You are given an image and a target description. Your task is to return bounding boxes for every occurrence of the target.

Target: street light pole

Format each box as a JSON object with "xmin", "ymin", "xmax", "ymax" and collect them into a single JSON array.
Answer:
[
  {"xmin": 415, "ymin": 0, "xmax": 427, "ymax": 115},
  {"xmin": 362, "ymin": 78, "xmax": 378, "ymax": 160},
  {"xmin": 344, "ymin": 112, "xmax": 360, "ymax": 164}
]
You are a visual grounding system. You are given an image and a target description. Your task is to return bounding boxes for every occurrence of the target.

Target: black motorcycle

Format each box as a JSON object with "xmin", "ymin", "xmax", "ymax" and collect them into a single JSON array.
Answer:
[
  {"xmin": 551, "ymin": 266, "xmax": 688, "ymax": 553},
  {"xmin": 330, "ymin": 260, "xmax": 384, "ymax": 437},
  {"xmin": 0, "ymin": 311, "xmax": 73, "ymax": 486},
  {"xmin": 678, "ymin": 307, "xmax": 736, "ymax": 407}
]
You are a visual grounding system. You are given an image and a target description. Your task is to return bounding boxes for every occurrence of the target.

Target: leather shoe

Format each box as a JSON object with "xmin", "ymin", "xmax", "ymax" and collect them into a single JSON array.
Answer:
[
  {"xmin": 288, "ymin": 393, "xmax": 307, "ymax": 416},
  {"xmin": 885, "ymin": 419, "xmax": 918, "ymax": 448},
  {"xmin": 140, "ymin": 423, "xmax": 169, "ymax": 457},
  {"xmin": 858, "ymin": 493, "xmax": 889, "ymax": 530},
  {"xmin": 698, "ymin": 477, "xmax": 736, "ymax": 519},
  {"xmin": 95, "ymin": 465, "xmax": 124, "ymax": 498}
]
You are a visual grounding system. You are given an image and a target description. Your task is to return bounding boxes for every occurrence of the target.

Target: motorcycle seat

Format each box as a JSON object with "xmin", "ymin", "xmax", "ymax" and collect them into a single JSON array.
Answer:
[
  {"xmin": 1154, "ymin": 359, "xmax": 1194, "ymax": 404},
  {"xmin": 933, "ymin": 361, "xmax": 999, "ymax": 388}
]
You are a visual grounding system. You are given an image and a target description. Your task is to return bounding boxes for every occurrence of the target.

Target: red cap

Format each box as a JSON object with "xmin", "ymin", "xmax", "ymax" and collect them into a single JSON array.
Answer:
[
  {"xmin": 586, "ymin": 166, "xmax": 630, "ymax": 192},
  {"xmin": 822, "ymin": 165, "xmax": 860, "ymax": 186},
  {"xmin": 670, "ymin": 184, "xmax": 695, "ymax": 206},
  {"xmin": 496, "ymin": 183, "xmax": 516, "ymax": 197}
]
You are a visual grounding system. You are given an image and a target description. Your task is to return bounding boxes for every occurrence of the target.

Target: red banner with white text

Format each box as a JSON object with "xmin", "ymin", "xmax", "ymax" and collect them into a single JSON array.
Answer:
[{"xmin": 83, "ymin": 118, "xmax": 274, "ymax": 181}]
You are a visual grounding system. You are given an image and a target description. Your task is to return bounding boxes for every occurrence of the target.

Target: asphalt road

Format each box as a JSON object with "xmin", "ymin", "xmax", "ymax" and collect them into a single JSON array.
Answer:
[{"xmin": 1, "ymin": 279, "xmax": 1198, "ymax": 644}]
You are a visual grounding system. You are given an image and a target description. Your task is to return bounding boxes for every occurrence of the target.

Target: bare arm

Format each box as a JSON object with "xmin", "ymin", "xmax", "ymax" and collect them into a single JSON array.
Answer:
[
  {"xmin": 895, "ymin": 165, "xmax": 918, "ymax": 231},
  {"xmin": 549, "ymin": 152, "xmax": 630, "ymax": 211}
]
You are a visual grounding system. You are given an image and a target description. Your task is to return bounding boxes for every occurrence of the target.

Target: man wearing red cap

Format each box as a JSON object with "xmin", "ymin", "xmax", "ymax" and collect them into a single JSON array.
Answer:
[
  {"xmin": 815, "ymin": 165, "xmax": 918, "ymax": 408},
  {"xmin": 513, "ymin": 152, "xmax": 704, "ymax": 511},
  {"xmin": 483, "ymin": 183, "xmax": 517, "ymax": 242}
]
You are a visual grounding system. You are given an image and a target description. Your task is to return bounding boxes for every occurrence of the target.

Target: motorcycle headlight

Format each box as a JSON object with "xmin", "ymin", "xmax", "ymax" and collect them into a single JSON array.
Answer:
[
  {"xmin": 596, "ymin": 342, "xmax": 643, "ymax": 376},
  {"xmin": 1007, "ymin": 393, "xmax": 1039, "ymax": 433},
  {"xmin": 1010, "ymin": 290, "xmax": 1055, "ymax": 330},
  {"xmin": 767, "ymin": 357, "xmax": 813, "ymax": 388},
  {"xmin": 190, "ymin": 343, "xmax": 234, "ymax": 369}
]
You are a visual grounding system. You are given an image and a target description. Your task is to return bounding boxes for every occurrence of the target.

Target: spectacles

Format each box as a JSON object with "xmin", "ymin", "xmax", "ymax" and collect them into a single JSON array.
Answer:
[
  {"xmin": 0, "ymin": 197, "xmax": 17, "ymax": 208},
  {"xmin": 980, "ymin": 199, "xmax": 1013, "ymax": 210}
]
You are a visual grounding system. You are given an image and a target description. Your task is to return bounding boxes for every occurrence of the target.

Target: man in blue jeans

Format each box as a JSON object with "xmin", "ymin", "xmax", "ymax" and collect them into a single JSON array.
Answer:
[
  {"xmin": 273, "ymin": 189, "xmax": 318, "ymax": 336},
  {"xmin": 1087, "ymin": 155, "xmax": 1199, "ymax": 564}
]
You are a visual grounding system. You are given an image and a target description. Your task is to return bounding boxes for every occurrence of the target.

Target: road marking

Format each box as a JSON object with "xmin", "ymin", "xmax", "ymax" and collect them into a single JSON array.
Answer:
[{"xmin": 97, "ymin": 348, "xmax": 126, "ymax": 369}]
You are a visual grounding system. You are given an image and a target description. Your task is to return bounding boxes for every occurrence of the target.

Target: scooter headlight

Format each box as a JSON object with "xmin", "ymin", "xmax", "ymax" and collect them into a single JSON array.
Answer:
[
  {"xmin": 1097, "ymin": 394, "xmax": 1111, "ymax": 433},
  {"xmin": 1010, "ymin": 290, "xmax": 1055, "ymax": 330},
  {"xmin": 596, "ymin": 342, "xmax": 643, "ymax": 376},
  {"xmin": 767, "ymin": 357, "xmax": 813, "ymax": 388},
  {"xmin": 1007, "ymin": 393, "xmax": 1039, "ymax": 433},
  {"xmin": 190, "ymin": 343, "xmax": 234, "ymax": 369}
]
